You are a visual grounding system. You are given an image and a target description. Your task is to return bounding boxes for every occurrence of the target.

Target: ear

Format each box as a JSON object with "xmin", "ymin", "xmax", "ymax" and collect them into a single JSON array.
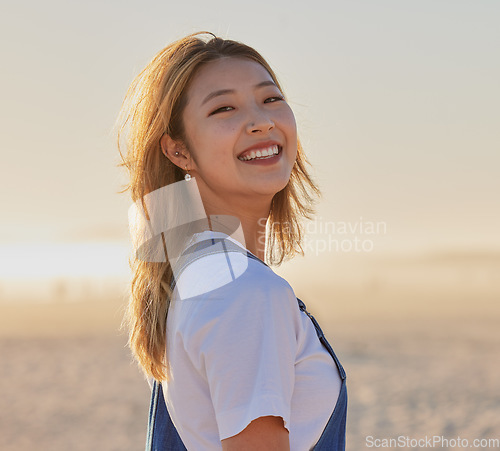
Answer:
[{"xmin": 160, "ymin": 134, "xmax": 190, "ymax": 170}]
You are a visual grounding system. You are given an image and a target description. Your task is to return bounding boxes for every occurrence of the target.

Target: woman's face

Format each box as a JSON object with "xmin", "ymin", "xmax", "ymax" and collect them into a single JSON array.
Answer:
[{"xmin": 180, "ymin": 57, "xmax": 297, "ymax": 211}]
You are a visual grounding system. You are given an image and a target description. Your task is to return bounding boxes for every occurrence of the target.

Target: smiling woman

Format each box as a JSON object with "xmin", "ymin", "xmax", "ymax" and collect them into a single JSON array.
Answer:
[
  {"xmin": 116, "ymin": 31, "xmax": 347, "ymax": 450},
  {"xmin": 161, "ymin": 56, "xmax": 298, "ymax": 248}
]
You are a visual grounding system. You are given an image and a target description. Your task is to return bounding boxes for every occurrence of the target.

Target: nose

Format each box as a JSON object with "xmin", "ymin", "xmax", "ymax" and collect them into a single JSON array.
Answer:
[{"xmin": 246, "ymin": 111, "xmax": 275, "ymax": 134}]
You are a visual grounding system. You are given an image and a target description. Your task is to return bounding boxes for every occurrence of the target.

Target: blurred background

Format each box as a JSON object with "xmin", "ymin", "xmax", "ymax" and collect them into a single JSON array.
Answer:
[{"xmin": 0, "ymin": 0, "xmax": 499, "ymax": 450}]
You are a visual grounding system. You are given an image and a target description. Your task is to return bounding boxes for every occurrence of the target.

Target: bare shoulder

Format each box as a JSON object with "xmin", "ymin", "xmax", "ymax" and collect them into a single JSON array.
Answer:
[{"xmin": 221, "ymin": 415, "xmax": 290, "ymax": 451}]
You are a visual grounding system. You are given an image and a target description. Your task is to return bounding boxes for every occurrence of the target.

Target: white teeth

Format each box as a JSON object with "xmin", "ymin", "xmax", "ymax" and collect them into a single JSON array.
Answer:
[{"xmin": 238, "ymin": 145, "xmax": 280, "ymax": 161}]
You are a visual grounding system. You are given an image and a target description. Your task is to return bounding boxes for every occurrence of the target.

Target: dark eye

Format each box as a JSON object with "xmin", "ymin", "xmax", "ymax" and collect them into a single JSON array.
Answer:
[
  {"xmin": 265, "ymin": 95, "xmax": 285, "ymax": 103},
  {"xmin": 209, "ymin": 106, "xmax": 233, "ymax": 115}
]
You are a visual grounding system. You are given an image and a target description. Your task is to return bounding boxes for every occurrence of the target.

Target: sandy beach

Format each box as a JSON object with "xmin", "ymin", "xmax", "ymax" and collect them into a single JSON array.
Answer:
[{"xmin": 1, "ymin": 253, "xmax": 499, "ymax": 450}]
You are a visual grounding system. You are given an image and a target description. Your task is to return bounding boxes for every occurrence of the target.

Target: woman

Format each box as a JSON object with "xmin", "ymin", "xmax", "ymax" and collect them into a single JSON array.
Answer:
[{"xmin": 117, "ymin": 31, "xmax": 347, "ymax": 450}]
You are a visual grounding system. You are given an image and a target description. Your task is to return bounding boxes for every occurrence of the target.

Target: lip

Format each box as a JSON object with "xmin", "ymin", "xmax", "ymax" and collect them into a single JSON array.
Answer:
[
  {"xmin": 239, "ymin": 148, "xmax": 283, "ymax": 166},
  {"xmin": 237, "ymin": 140, "xmax": 282, "ymax": 159}
]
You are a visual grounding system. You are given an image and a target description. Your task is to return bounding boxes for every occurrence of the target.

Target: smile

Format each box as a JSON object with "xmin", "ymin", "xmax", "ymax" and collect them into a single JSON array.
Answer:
[{"xmin": 238, "ymin": 145, "xmax": 280, "ymax": 161}]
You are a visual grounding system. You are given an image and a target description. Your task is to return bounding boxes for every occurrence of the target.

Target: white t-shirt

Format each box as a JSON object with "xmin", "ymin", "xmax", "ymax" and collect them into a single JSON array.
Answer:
[{"xmin": 163, "ymin": 231, "xmax": 342, "ymax": 450}]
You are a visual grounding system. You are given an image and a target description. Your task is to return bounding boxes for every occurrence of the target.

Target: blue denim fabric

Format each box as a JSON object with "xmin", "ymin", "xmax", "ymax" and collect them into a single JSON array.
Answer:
[{"xmin": 145, "ymin": 244, "xmax": 347, "ymax": 450}]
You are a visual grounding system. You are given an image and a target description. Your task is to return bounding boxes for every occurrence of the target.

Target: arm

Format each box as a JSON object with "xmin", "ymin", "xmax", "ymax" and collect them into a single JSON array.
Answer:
[
  {"xmin": 183, "ymin": 258, "xmax": 301, "ymax": 446},
  {"xmin": 221, "ymin": 416, "xmax": 290, "ymax": 451}
]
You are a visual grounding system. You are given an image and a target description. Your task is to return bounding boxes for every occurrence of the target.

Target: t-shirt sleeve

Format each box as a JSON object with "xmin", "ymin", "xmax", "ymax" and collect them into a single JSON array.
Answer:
[{"xmin": 181, "ymin": 262, "xmax": 301, "ymax": 440}]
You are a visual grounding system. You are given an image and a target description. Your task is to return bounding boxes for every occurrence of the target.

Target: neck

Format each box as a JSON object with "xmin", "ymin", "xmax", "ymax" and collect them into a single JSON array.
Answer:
[{"xmin": 203, "ymin": 199, "xmax": 270, "ymax": 261}]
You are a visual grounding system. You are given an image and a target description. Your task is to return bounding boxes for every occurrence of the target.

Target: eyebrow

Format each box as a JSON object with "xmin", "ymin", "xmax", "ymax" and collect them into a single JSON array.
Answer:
[{"xmin": 200, "ymin": 80, "xmax": 278, "ymax": 106}]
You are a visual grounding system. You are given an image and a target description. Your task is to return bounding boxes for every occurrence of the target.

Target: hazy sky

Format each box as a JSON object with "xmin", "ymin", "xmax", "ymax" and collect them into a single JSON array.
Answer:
[{"xmin": 1, "ymin": 0, "xmax": 499, "ymax": 280}]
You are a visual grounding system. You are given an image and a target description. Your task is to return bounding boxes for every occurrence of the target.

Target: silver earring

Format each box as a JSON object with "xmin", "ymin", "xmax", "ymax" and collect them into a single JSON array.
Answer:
[
  {"xmin": 175, "ymin": 151, "xmax": 179, "ymax": 156},
  {"xmin": 184, "ymin": 166, "xmax": 191, "ymax": 181}
]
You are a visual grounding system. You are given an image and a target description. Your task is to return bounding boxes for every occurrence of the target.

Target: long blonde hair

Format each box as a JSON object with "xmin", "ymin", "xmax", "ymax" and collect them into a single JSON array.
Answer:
[{"xmin": 116, "ymin": 31, "xmax": 320, "ymax": 381}]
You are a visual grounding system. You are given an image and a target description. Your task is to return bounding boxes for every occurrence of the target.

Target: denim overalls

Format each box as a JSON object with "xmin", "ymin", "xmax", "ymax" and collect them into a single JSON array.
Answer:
[{"xmin": 145, "ymin": 238, "xmax": 348, "ymax": 450}]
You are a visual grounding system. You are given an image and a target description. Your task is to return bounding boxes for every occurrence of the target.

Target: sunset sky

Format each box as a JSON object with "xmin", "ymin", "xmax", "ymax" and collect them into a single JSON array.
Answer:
[{"xmin": 1, "ymin": 0, "xmax": 499, "ymax": 284}]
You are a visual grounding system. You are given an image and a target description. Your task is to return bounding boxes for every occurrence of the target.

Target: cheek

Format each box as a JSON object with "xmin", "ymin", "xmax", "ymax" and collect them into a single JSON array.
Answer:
[
  {"xmin": 212, "ymin": 121, "xmax": 239, "ymax": 141},
  {"xmin": 190, "ymin": 124, "xmax": 238, "ymax": 169},
  {"xmin": 280, "ymin": 109, "xmax": 298, "ymax": 163},
  {"xmin": 278, "ymin": 106, "xmax": 297, "ymax": 138},
  {"xmin": 205, "ymin": 123, "xmax": 240, "ymax": 161}
]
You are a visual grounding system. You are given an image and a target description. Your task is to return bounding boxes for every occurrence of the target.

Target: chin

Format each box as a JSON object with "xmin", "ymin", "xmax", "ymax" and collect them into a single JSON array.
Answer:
[{"xmin": 253, "ymin": 177, "xmax": 290, "ymax": 198}]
